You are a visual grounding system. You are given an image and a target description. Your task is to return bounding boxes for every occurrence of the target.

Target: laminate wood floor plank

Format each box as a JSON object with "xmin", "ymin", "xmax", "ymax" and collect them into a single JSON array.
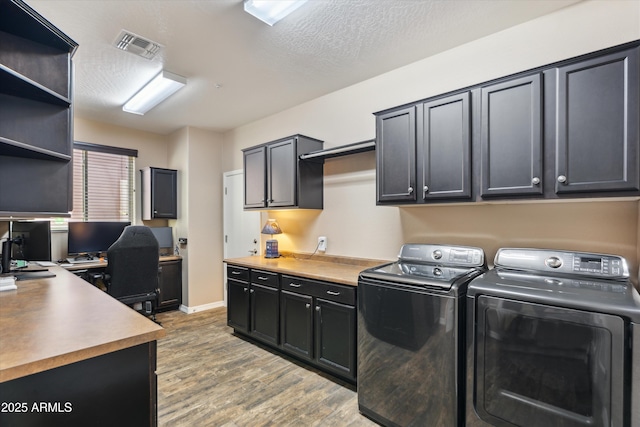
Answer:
[{"xmin": 156, "ymin": 308, "xmax": 377, "ymax": 427}]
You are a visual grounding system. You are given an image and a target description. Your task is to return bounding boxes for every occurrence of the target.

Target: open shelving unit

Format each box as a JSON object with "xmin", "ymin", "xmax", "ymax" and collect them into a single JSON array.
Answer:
[{"xmin": 0, "ymin": 0, "xmax": 78, "ymax": 217}]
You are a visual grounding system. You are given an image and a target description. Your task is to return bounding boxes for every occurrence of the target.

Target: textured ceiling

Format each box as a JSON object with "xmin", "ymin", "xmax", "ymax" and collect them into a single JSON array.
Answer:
[{"xmin": 28, "ymin": 0, "xmax": 581, "ymax": 135}]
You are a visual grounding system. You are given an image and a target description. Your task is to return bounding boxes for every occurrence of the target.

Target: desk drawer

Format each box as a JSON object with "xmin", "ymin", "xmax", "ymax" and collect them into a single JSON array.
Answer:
[
  {"xmin": 281, "ymin": 275, "xmax": 355, "ymax": 305},
  {"xmin": 227, "ymin": 265, "xmax": 249, "ymax": 282},
  {"xmin": 251, "ymin": 269, "xmax": 279, "ymax": 289}
]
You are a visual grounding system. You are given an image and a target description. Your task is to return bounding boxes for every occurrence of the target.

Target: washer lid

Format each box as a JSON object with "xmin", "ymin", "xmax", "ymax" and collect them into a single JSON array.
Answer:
[{"xmin": 360, "ymin": 261, "xmax": 484, "ymax": 291}]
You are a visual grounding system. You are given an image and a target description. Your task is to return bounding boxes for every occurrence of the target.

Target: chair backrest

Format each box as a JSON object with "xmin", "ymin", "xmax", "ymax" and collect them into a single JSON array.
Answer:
[{"xmin": 106, "ymin": 225, "xmax": 159, "ymax": 299}]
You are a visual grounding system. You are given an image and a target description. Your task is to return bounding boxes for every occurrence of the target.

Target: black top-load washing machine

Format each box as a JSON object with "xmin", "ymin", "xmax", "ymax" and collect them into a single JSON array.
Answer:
[
  {"xmin": 358, "ymin": 244, "xmax": 486, "ymax": 427},
  {"xmin": 465, "ymin": 248, "xmax": 640, "ymax": 427}
]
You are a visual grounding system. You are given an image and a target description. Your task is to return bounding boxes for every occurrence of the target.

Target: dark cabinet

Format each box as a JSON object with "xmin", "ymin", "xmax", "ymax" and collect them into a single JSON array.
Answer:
[
  {"xmin": 243, "ymin": 134, "xmax": 324, "ymax": 210},
  {"xmin": 554, "ymin": 46, "xmax": 639, "ymax": 194},
  {"xmin": 376, "ymin": 106, "xmax": 417, "ymax": 203},
  {"xmin": 280, "ymin": 290, "xmax": 314, "ymax": 360},
  {"xmin": 0, "ymin": 0, "xmax": 77, "ymax": 216},
  {"xmin": 226, "ymin": 266, "xmax": 279, "ymax": 345},
  {"xmin": 375, "ymin": 40, "xmax": 640, "ymax": 204},
  {"xmin": 280, "ymin": 274, "xmax": 357, "ymax": 381},
  {"xmin": 141, "ymin": 167, "xmax": 178, "ymax": 220},
  {"xmin": 157, "ymin": 258, "xmax": 182, "ymax": 312},
  {"xmin": 480, "ymin": 73, "xmax": 543, "ymax": 197},
  {"xmin": 376, "ymin": 92, "xmax": 472, "ymax": 204},
  {"xmin": 314, "ymin": 298, "xmax": 356, "ymax": 379},
  {"xmin": 243, "ymin": 146, "xmax": 266, "ymax": 208},
  {"xmin": 419, "ymin": 92, "xmax": 472, "ymax": 200},
  {"xmin": 226, "ymin": 264, "xmax": 357, "ymax": 383},
  {"xmin": 227, "ymin": 265, "xmax": 250, "ymax": 333}
]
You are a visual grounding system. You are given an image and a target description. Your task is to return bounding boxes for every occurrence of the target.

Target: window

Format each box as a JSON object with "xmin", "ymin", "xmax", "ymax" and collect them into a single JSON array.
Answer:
[{"xmin": 71, "ymin": 142, "xmax": 138, "ymax": 222}]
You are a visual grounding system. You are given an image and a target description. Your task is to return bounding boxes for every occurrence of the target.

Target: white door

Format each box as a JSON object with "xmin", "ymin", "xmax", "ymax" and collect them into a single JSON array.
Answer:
[{"xmin": 223, "ymin": 170, "xmax": 261, "ymax": 305}]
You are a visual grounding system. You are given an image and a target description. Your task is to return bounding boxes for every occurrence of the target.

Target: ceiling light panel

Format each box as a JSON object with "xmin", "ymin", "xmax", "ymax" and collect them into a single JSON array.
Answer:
[
  {"xmin": 244, "ymin": 0, "xmax": 308, "ymax": 26},
  {"xmin": 123, "ymin": 70, "xmax": 187, "ymax": 115}
]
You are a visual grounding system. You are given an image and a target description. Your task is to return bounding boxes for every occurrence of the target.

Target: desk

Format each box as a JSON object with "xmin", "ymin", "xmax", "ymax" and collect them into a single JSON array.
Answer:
[
  {"xmin": 63, "ymin": 255, "xmax": 183, "ymax": 311},
  {"xmin": 0, "ymin": 266, "xmax": 165, "ymax": 426}
]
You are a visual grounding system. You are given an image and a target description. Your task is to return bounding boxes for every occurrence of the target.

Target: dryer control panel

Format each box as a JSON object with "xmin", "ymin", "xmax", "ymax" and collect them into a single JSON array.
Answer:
[{"xmin": 495, "ymin": 248, "xmax": 630, "ymax": 280}]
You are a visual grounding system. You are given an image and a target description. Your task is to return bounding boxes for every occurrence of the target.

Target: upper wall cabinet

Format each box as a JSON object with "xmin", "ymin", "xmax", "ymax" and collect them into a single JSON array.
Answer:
[
  {"xmin": 554, "ymin": 47, "xmax": 639, "ymax": 194},
  {"xmin": 419, "ymin": 91, "xmax": 472, "ymax": 200},
  {"xmin": 376, "ymin": 106, "xmax": 417, "ymax": 203},
  {"xmin": 141, "ymin": 167, "xmax": 178, "ymax": 220},
  {"xmin": 376, "ymin": 91, "xmax": 472, "ymax": 204},
  {"xmin": 243, "ymin": 135, "xmax": 323, "ymax": 210},
  {"xmin": 0, "ymin": 0, "xmax": 77, "ymax": 217},
  {"xmin": 375, "ymin": 40, "xmax": 640, "ymax": 205},
  {"xmin": 480, "ymin": 73, "xmax": 543, "ymax": 197}
]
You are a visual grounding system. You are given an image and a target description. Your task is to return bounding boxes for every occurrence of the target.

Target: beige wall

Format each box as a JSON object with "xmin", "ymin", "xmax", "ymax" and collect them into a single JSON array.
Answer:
[
  {"xmin": 223, "ymin": 0, "xmax": 640, "ymax": 283},
  {"xmin": 169, "ymin": 127, "xmax": 225, "ymax": 309}
]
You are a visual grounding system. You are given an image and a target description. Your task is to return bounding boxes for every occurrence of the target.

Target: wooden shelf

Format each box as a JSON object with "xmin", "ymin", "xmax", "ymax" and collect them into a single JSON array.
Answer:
[
  {"xmin": 0, "ymin": 64, "xmax": 71, "ymax": 106},
  {"xmin": 0, "ymin": 136, "xmax": 71, "ymax": 161}
]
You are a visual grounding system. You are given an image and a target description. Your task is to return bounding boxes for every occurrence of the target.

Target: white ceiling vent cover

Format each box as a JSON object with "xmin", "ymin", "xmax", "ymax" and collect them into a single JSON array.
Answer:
[{"xmin": 114, "ymin": 30, "xmax": 162, "ymax": 60}]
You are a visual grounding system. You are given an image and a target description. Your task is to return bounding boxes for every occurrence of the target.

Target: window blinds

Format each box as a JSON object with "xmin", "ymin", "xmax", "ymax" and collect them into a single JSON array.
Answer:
[{"xmin": 71, "ymin": 143, "xmax": 137, "ymax": 222}]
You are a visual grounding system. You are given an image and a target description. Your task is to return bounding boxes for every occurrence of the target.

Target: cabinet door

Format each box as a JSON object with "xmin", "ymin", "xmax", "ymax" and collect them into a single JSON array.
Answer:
[
  {"xmin": 376, "ymin": 106, "xmax": 417, "ymax": 203},
  {"xmin": 280, "ymin": 290, "xmax": 314, "ymax": 361},
  {"xmin": 158, "ymin": 259, "xmax": 182, "ymax": 311},
  {"xmin": 419, "ymin": 92, "xmax": 471, "ymax": 200},
  {"xmin": 227, "ymin": 278, "xmax": 250, "ymax": 333},
  {"xmin": 480, "ymin": 73, "xmax": 543, "ymax": 197},
  {"xmin": 267, "ymin": 139, "xmax": 296, "ymax": 207},
  {"xmin": 151, "ymin": 168, "xmax": 177, "ymax": 218},
  {"xmin": 315, "ymin": 298, "xmax": 356, "ymax": 380},
  {"xmin": 250, "ymin": 283, "xmax": 279, "ymax": 345},
  {"xmin": 243, "ymin": 146, "xmax": 266, "ymax": 208},
  {"xmin": 555, "ymin": 47, "xmax": 639, "ymax": 194}
]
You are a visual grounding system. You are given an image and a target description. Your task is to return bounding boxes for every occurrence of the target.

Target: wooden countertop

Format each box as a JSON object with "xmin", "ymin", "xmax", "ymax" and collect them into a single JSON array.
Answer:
[
  {"xmin": 0, "ymin": 266, "xmax": 165, "ymax": 383},
  {"xmin": 224, "ymin": 253, "xmax": 390, "ymax": 286}
]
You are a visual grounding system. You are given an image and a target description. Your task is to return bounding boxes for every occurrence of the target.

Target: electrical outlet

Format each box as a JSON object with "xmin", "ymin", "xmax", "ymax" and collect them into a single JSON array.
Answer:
[{"xmin": 318, "ymin": 236, "xmax": 327, "ymax": 252}]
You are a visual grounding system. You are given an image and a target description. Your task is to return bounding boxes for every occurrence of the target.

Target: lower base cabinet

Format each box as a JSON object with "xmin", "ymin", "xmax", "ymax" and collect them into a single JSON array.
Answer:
[
  {"xmin": 157, "ymin": 258, "xmax": 182, "ymax": 312},
  {"xmin": 227, "ymin": 264, "xmax": 357, "ymax": 383},
  {"xmin": 0, "ymin": 342, "xmax": 158, "ymax": 427}
]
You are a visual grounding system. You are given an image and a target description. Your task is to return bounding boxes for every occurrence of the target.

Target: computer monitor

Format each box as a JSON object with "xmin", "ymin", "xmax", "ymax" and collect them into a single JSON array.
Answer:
[
  {"xmin": 149, "ymin": 227, "xmax": 173, "ymax": 255},
  {"xmin": 67, "ymin": 221, "xmax": 131, "ymax": 257},
  {"xmin": 10, "ymin": 220, "xmax": 52, "ymax": 261}
]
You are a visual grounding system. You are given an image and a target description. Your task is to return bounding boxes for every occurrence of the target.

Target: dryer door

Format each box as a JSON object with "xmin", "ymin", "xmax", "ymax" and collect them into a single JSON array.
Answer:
[{"xmin": 473, "ymin": 296, "xmax": 625, "ymax": 427}]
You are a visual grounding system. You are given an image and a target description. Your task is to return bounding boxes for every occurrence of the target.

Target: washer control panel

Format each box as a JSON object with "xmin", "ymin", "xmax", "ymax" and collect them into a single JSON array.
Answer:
[
  {"xmin": 398, "ymin": 244, "xmax": 485, "ymax": 268},
  {"xmin": 495, "ymin": 248, "xmax": 629, "ymax": 279}
]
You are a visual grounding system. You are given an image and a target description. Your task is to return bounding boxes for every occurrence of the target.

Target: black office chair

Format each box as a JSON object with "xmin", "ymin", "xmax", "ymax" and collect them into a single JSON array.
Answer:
[{"xmin": 104, "ymin": 225, "xmax": 160, "ymax": 321}]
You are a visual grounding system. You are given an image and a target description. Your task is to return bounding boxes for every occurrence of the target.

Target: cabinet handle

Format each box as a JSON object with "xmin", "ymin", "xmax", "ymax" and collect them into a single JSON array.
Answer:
[
  {"xmin": 231, "ymin": 271, "xmax": 241, "ymax": 275},
  {"xmin": 408, "ymin": 186, "xmax": 414, "ymax": 194},
  {"xmin": 305, "ymin": 303, "xmax": 310, "ymax": 309},
  {"xmin": 326, "ymin": 290, "xmax": 340, "ymax": 296},
  {"xmin": 243, "ymin": 287, "xmax": 248, "ymax": 293},
  {"xmin": 557, "ymin": 175, "xmax": 567, "ymax": 184},
  {"xmin": 423, "ymin": 185, "xmax": 429, "ymax": 198},
  {"xmin": 315, "ymin": 306, "xmax": 320, "ymax": 312},
  {"xmin": 531, "ymin": 177, "xmax": 541, "ymax": 185},
  {"xmin": 250, "ymin": 289, "xmax": 255, "ymax": 293},
  {"xmin": 257, "ymin": 276, "xmax": 269, "ymax": 280},
  {"xmin": 288, "ymin": 283, "xmax": 301, "ymax": 288}
]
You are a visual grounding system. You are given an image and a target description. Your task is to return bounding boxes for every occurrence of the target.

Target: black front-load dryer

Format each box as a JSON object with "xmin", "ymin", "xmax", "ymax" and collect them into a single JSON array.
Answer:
[{"xmin": 465, "ymin": 248, "xmax": 640, "ymax": 427}]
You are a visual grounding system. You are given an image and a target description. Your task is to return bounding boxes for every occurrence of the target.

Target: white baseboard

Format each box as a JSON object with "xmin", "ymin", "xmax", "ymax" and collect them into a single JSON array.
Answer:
[{"xmin": 179, "ymin": 300, "xmax": 225, "ymax": 314}]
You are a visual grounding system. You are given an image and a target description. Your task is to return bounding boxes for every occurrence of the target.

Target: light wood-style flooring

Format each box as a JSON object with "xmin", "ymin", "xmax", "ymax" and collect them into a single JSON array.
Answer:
[{"xmin": 156, "ymin": 308, "xmax": 378, "ymax": 427}]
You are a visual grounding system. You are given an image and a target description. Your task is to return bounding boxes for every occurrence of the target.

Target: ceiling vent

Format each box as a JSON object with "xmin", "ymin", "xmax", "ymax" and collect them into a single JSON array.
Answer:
[{"xmin": 114, "ymin": 30, "xmax": 162, "ymax": 60}]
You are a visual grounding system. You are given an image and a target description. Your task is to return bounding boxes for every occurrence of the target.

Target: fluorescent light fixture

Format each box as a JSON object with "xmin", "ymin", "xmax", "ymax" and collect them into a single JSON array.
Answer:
[
  {"xmin": 243, "ymin": 0, "xmax": 308, "ymax": 26},
  {"xmin": 123, "ymin": 70, "xmax": 187, "ymax": 115}
]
